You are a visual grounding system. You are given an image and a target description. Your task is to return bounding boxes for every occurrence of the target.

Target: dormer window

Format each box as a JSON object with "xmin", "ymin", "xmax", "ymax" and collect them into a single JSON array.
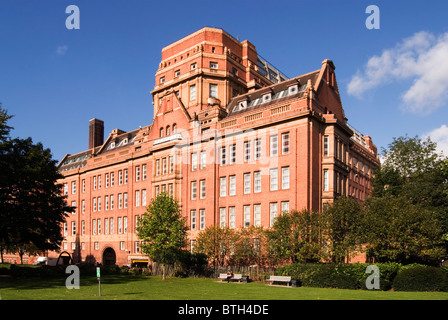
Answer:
[
  {"xmin": 288, "ymin": 84, "xmax": 298, "ymax": 96},
  {"xmin": 262, "ymin": 93, "xmax": 272, "ymax": 103}
]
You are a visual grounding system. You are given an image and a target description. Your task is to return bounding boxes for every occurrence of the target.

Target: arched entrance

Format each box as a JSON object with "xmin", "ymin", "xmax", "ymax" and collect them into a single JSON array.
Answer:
[{"xmin": 102, "ymin": 247, "xmax": 116, "ymax": 266}]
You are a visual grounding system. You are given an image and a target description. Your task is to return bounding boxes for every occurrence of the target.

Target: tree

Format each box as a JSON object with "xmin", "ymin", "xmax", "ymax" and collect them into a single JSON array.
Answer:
[
  {"xmin": 324, "ymin": 197, "xmax": 364, "ymax": 263},
  {"xmin": 196, "ymin": 226, "xmax": 238, "ymax": 267},
  {"xmin": 137, "ymin": 192, "xmax": 188, "ymax": 279},
  {"xmin": 364, "ymin": 195, "xmax": 445, "ymax": 265},
  {"xmin": 372, "ymin": 135, "xmax": 448, "ymax": 261},
  {"xmin": 0, "ymin": 106, "xmax": 73, "ymax": 262},
  {"xmin": 265, "ymin": 210, "xmax": 327, "ymax": 264}
]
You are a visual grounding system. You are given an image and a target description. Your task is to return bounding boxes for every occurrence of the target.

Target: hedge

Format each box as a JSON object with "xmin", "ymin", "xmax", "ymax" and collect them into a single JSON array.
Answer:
[{"xmin": 275, "ymin": 262, "xmax": 448, "ymax": 291}]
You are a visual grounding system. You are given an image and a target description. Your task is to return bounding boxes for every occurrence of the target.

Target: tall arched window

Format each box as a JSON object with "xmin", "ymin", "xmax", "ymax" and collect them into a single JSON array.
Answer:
[
  {"xmin": 166, "ymin": 125, "xmax": 171, "ymax": 136},
  {"xmin": 160, "ymin": 127, "xmax": 164, "ymax": 137},
  {"xmin": 172, "ymin": 123, "xmax": 177, "ymax": 134}
]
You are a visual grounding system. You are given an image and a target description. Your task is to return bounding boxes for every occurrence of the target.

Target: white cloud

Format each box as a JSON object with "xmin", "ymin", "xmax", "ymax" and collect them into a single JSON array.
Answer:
[
  {"xmin": 423, "ymin": 124, "xmax": 448, "ymax": 156},
  {"xmin": 347, "ymin": 31, "xmax": 448, "ymax": 114},
  {"xmin": 56, "ymin": 45, "xmax": 68, "ymax": 56}
]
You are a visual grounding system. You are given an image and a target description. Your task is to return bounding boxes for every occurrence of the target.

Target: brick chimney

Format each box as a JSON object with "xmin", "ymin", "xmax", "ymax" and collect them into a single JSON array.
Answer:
[{"xmin": 89, "ymin": 118, "xmax": 104, "ymax": 149}]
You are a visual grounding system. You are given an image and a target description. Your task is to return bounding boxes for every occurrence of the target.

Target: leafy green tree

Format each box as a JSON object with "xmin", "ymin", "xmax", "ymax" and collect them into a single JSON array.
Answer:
[
  {"xmin": 265, "ymin": 210, "xmax": 327, "ymax": 264},
  {"xmin": 372, "ymin": 135, "xmax": 448, "ymax": 261},
  {"xmin": 196, "ymin": 226, "xmax": 238, "ymax": 267},
  {"xmin": 324, "ymin": 197, "xmax": 364, "ymax": 263},
  {"xmin": 137, "ymin": 192, "xmax": 188, "ymax": 279},
  {"xmin": 364, "ymin": 195, "xmax": 445, "ymax": 265},
  {"xmin": 0, "ymin": 106, "xmax": 73, "ymax": 262}
]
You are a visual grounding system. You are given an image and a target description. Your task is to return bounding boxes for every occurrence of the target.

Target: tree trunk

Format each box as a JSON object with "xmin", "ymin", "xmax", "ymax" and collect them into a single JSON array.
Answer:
[{"xmin": 162, "ymin": 264, "xmax": 166, "ymax": 280}]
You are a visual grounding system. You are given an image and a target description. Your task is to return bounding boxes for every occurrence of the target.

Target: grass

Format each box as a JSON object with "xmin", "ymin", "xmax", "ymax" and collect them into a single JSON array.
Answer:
[{"xmin": 1, "ymin": 274, "xmax": 448, "ymax": 300}]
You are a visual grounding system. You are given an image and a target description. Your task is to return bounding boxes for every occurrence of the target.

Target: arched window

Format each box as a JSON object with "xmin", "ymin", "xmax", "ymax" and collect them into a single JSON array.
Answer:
[
  {"xmin": 172, "ymin": 123, "xmax": 177, "ymax": 134},
  {"xmin": 160, "ymin": 127, "xmax": 164, "ymax": 138},
  {"xmin": 166, "ymin": 125, "xmax": 171, "ymax": 136}
]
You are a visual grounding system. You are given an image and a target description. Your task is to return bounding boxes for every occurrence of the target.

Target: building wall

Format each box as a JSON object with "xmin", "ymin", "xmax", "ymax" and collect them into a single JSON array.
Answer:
[{"xmin": 4, "ymin": 27, "xmax": 379, "ymax": 266}]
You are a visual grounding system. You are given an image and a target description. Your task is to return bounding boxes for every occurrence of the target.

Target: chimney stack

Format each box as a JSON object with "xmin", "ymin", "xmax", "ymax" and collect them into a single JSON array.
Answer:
[{"xmin": 89, "ymin": 118, "xmax": 104, "ymax": 149}]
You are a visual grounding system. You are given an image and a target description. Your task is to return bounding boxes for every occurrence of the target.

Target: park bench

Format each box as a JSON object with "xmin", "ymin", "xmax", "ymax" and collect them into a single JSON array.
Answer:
[
  {"xmin": 217, "ymin": 273, "xmax": 247, "ymax": 282},
  {"xmin": 266, "ymin": 275, "xmax": 292, "ymax": 286}
]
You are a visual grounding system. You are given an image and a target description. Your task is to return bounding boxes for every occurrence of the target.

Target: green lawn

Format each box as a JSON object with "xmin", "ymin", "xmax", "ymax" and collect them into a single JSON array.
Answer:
[{"xmin": 1, "ymin": 274, "xmax": 448, "ymax": 300}]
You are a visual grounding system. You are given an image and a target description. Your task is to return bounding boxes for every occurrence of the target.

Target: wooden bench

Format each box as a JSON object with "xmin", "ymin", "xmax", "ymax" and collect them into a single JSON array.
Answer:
[{"xmin": 266, "ymin": 275, "xmax": 292, "ymax": 286}]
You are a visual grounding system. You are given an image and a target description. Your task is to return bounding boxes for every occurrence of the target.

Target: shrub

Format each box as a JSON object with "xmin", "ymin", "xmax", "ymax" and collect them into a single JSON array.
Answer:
[{"xmin": 392, "ymin": 265, "xmax": 448, "ymax": 292}]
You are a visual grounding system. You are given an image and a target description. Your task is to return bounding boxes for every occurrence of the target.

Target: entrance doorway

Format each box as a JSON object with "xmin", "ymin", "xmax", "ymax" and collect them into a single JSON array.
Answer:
[{"xmin": 102, "ymin": 247, "xmax": 116, "ymax": 266}]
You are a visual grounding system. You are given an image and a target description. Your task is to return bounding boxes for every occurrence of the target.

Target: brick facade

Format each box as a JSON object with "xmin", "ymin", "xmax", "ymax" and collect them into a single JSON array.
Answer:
[{"xmin": 3, "ymin": 28, "xmax": 379, "ymax": 266}]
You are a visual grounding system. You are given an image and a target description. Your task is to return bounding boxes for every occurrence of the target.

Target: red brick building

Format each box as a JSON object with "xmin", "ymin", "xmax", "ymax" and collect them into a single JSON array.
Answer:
[{"xmin": 3, "ymin": 28, "xmax": 379, "ymax": 266}]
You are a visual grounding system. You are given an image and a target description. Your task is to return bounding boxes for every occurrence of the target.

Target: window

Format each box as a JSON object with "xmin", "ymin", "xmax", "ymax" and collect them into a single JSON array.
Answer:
[
  {"xmin": 105, "ymin": 173, "xmax": 109, "ymax": 188},
  {"xmin": 168, "ymin": 183, "xmax": 173, "ymax": 196},
  {"xmin": 118, "ymin": 217, "xmax": 122, "ymax": 234},
  {"xmin": 323, "ymin": 135, "xmax": 329, "ymax": 157},
  {"xmin": 93, "ymin": 197, "xmax": 97, "ymax": 212},
  {"xmin": 124, "ymin": 192, "xmax": 128, "ymax": 208},
  {"xmin": 191, "ymin": 181, "xmax": 197, "ymax": 200},
  {"xmin": 163, "ymin": 157, "xmax": 167, "ymax": 175},
  {"xmin": 270, "ymin": 202, "xmax": 278, "ymax": 227},
  {"xmin": 118, "ymin": 193, "xmax": 123, "ymax": 209},
  {"xmin": 123, "ymin": 216, "xmax": 128, "ymax": 233},
  {"xmin": 134, "ymin": 241, "xmax": 140, "ymax": 253},
  {"xmin": 97, "ymin": 197, "xmax": 101, "ymax": 211},
  {"xmin": 244, "ymin": 173, "xmax": 251, "ymax": 194},
  {"xmin": 82, "ymin": 179, "xmax": 85, "ymax": 193},
  {"xmin": 142, "ymin": 189, "xmax": 147, "ymax": 206},
  {"xmin": 281, "ymin": 201, "xmax": 290, "ymax": 214},
  {"xmin": 270, "ymin": 135, "xmax": 278, "ymax": 156},
  {"xmin": 323, "ymin": 169, "xmax": 329, "ymax": 191},
  {"xmin": 191, "ymin": 210, "xmax": 196, "ymax": 230},
  {"xmin": 109, "ymin": 218, "xmax": 114, "ymax": 234},
  {"xmin": 160, "ymin": 127, "xmax": 164, "ymax": 138},
  {"xmin": 230, "ymin": 144, "xmax": 236, "ymax": 164},
  {"xmin": 71, "ymin": 181, "xmax": 76, "ymax": 194},
  {"xmin": 220, "ymin": 208, "xmax": 226, "ymax": 227},
  {"xmin": 244, "ymin": 205, "xmax": 250, "ymax": 228},
  {"xmin": 97, "ymin": 219, "xmax": 101, "ymax": 235},
  {"xmin": 200, "ymin": 150, "xmax": 206, "ymax": 169},
  {"xmin": 136, "ymin": 166, "xmax": 140, "ymax": 181},
  {"xmin": 160, "ymin": 76, "xmax": 165, "ymax": 84},
  {"xmin": 105, "ymin": 218, "xmax": 109, "ymax": 234},
  {"xmin": 81, "ymin": 220, "xmax": 85, "ymax": 235},
  {"xmin": 229, "ymin": 175, "xmax": 236, "ymax": 196},
  {"xmin": 155, "ymin": 159, "xmax": 161, "ymax": 176},
  {"xmin": 244, "ymin": 141, "xmax": 251, "ymax": 162},
  {"xmin": 71, "ymin": 201, "xmax": 76, "ymax": 214},
  {"xmin": 64, "ymin": 222, "xmax": 68, "ymax": 236},
  {"xmin": 229, "ymin": 207, "xmax": 236, "ymax": 229},
  {"xmin": 92, "ymin": 220, "xmax": 96, "ymax": 235},
  {"xmin": 105, "ymin": 196, "xmax": 109, "ymax": 210},
  {"xmin": 110, "ymin": 195, "xmax": 114, "ymax": 210},
  {"xmin": 191, "ymin": 153, "xmax": 197, "ymax": 171},
  {"xmin": 210, "ymin": 62, "xmax": 218, "ymax": 69},
  {"xmin": 97, "ymin": 175, "xmax": 101, "ymax": 189},
  {"xmin": 119, "ymin": 170, "xmax": 123, "ymax": 185},
  {"xmin": 93, "ymin": 177, "xmax": 97, "ymax": 190},
  {"xmin": 190, "ymin": 84, "xmax": 196, "ymax": 101},
  {"xmin": 209, "ymin": 84, "xmax": 218, "ymax": 98},
  {"xmin": 142, "ymin": 164, "xmax": 147, "ymax": 180},
  {"xmin": 270, "ymin": 168, "xmax": 278, "ymax": 191},
  {"xmin": 220, "ymin": 146, "xmax": 226, "ymax": 165},
  {"xmin": 255, "ymin": 138, "xmax": 262, "ymax": 160},
  {"xmin": 254, "ymin": 204, "xmax": 261, "ymax": 227},
  {"xmin": 82, "ymin": 200, "xmax": 85, "ymax": 214},
  {"xmin": 282, "ymin": 132, "xmax": 290, "ymax": 154},
  {"xmin": 220, "ymin": 177, "xmax": 226, "ymax": 197},
  {"xmin": 110, "ymin": 172, "xmax": 115, "ymax": 186},
  {"xmin": 200, "ymin": 209, "xmax": 205, "ymax": 230},
  {"xmin": 200, "ymin": 180, "xmax": 206, "ymax": 199},
  {"xmin": 191, "ymin": 62, "xmax": 197, "ymax": 70},
  {"xmin": 282, "ymin": 166, "xmax": 290, "ymax": 189},
  {"xmin": 174, "ymin": 69, "xmax": 180, "ymax": 77},
  {"xmin": 135, "ymin": 190, "xmax": 140, "ymax": 207},
  {"xmin": 169, "ymin": 155, "xmax": 174, "ymax": 173},
  {"xmin": 124, "ymin": 169, "xmax": 128, "ymax": 184},
  {"xmin": 254, "ymin": 171, "xmax": 261, "ymax": 193}
]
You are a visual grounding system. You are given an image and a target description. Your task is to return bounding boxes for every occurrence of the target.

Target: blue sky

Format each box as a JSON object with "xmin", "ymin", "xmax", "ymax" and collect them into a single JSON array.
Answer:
[{"xmin": 1, "ymin": 0, "xmax": 448, "ymax": 162}]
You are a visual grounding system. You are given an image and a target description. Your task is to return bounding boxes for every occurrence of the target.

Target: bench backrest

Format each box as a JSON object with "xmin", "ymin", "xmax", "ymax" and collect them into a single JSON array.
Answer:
[
  {"xmin": 233, "ymin": 274, "xmax": 242, "ymax": 279},
  {"xmin": 219, "ymin": 273, "xmax": 228, "ymax": 278},
  {"xmin": 269, "ymin": 276, "xmax": 291, "ymax": 282}
]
